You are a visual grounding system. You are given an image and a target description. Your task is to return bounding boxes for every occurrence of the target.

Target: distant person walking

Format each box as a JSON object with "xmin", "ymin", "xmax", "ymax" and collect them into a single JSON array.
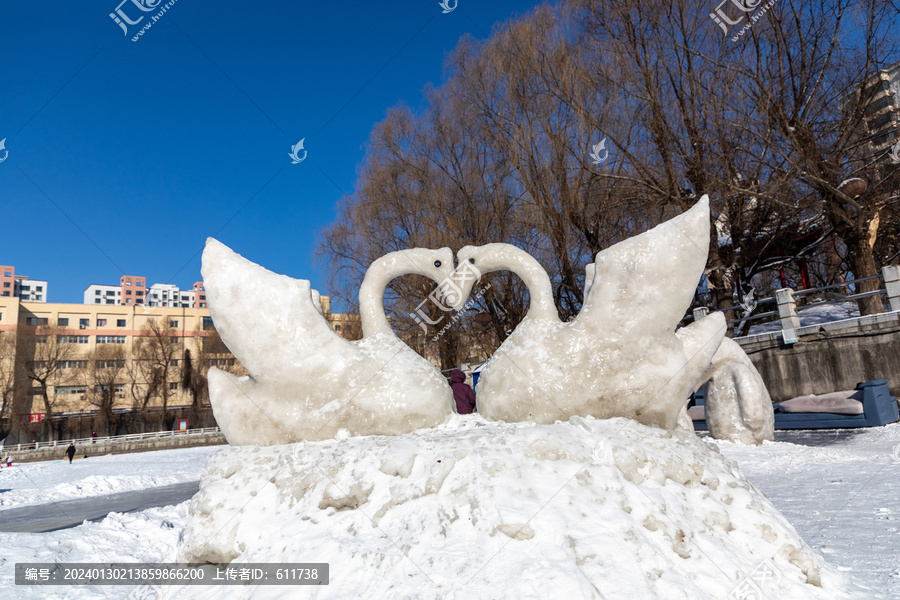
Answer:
[
  {"xmin": 91, "ymin": 431, "xmax": 97, "ymax": 444},
  {"xmin": 450, "ymin": 369, "xmax": 476, "ymax": 415},
  {"xmin": 66, "ymin": 443, "xmax": 76, "ymax": 464}
]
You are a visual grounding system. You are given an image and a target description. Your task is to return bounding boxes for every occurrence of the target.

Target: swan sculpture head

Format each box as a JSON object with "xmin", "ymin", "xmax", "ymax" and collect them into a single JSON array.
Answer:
[
  {"xmin": 455, "ymin": 243, "xmax": 559, "ymax": 322},
  {"xmin": 359, "ymin": 247, "xmax": 462, "ymax": 337}
]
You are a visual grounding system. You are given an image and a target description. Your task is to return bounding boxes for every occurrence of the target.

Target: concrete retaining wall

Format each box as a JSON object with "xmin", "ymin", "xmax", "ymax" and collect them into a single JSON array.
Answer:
[
  {"xmin": 736, "ymin": 311, "xmax": 900, "ymax": 402},
  {"xmin": 5, "ymin": 432, "xmax": 226, "ymax": 464}
]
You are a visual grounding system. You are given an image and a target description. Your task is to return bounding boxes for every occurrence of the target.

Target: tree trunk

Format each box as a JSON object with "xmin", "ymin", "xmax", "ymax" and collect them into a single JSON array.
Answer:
[
  {"xmin": 845, "ymin": 230, "xmax": 883, "ymax": 316},
  {"xmin": 38, "ymin": 383, "xmax": 53, "ymax": 442},
  {"xmin": 437, "ymin": 326, "xmax": 459, "ymax": 372},
  {"xmin": 707, "ymin": 228, "xmax": 736, "ymax": 337}
]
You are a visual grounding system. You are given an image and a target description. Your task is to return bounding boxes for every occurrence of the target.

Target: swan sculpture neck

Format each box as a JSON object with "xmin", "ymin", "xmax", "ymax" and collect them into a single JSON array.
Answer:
[
  {"xmin": 359, "ymin": 250, "xmax": 445, "ymax": 337},
  {"xmin": 476, "ymin": 244, "xmax": 558, "ymax": 322}
]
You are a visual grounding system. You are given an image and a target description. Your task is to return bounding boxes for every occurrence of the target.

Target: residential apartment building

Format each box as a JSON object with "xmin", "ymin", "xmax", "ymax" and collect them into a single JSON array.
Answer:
[
  {"xmin": 1, "ymin": 266, "xmax": 49, "ymax": 302},
  {"xmin": 84, "ymin": 275, "xmax": 147, "ymax": 306},
  {"xmin": 0, "ymin": 297, "xmax": 235, "ymax": 425},
  {"xmin": 83, "ymin": 276, "xmax": 206, "ymax": 308},
  {"xmin": 845, "ymin": 60, "xmax": 900, "ymax": 173},
  {"xmin": 0, "ymin": 293, "xmax": 357, "ymax": 434}
]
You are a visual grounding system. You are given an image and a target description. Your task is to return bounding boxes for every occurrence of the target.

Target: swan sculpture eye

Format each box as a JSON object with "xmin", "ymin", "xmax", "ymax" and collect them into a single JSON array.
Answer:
[
  {"xmin": 468, "ymin": 258, "xmax": 475, "ymax": 264},
  {"xmin": 434, "ymin": 260, "xmax": 442, "ymax": 267}
]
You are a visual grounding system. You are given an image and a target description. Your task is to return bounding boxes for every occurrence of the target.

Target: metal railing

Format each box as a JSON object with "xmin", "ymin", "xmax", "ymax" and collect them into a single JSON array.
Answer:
[
  {"xmin": 3, "ymin": 426, "xmax": 222, "ymax": 453},
  {"xmin": 692, "ymin": 265, "xmax": 900, "ymax": 340}
]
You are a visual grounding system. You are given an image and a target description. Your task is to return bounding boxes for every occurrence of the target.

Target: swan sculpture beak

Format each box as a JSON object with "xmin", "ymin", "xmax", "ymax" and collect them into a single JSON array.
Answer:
[{"xmin": 448, "ymin": 252, "xmax": 483, "ymax": 312}]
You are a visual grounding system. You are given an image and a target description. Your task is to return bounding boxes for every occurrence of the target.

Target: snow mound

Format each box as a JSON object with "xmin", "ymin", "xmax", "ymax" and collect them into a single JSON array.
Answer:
[{"xmin": 173, "ymin": 417, "xmax": 858, "ymax": 599}]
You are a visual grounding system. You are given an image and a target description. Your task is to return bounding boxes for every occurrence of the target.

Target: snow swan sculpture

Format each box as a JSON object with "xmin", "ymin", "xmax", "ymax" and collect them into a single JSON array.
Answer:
[
  {"xmin": 696, "ymin": 336, "xmax": 775, "ymax": 444},
  {"xmin": 456, "ymin": 197, "xmax": 727, "ymax": 430},
  {"xmin": 201, "ymin": 239, "xmax": 460, "ymax": 445}
]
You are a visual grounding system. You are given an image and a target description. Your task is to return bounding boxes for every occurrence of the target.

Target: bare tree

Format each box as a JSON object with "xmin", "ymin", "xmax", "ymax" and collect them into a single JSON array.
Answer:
[
  {"xmin": 17, "ymin": 326, "xmax": 77, "ymax": 441},
  {"xmin": 83, "ymin": 345, "xmax": 126, "ymax": 436},
  {"xmin": 732, "ymin": 0, "xmax": 900, "ymax": 313},
  {"xmin": 129, "ymin": 317, "xmax": 181, "ymax": 429},
  {"xmin": 0, "ymin": 333, "xmax": 20, "ymax": 440},
  {"xmin": 318, "ymin": 0, "xmax": 900, "ymax": 352}
]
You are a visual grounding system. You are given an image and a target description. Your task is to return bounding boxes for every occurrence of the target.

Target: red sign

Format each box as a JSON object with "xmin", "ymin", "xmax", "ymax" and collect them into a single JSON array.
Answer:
[
  {"xmin": 16, "ymin": 413, "xmax": 46, "ymax": 423},
  {"xmin": 177, "ymin": 419, "xmax": 188, "ymax": 432}
]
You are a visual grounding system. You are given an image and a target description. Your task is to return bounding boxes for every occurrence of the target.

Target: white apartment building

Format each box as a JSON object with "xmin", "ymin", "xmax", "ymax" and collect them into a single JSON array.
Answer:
[
  {"xmin": 1, "ymin": 267, "xmax": 49, "ymax": 302},
  {"xmin": 146, "ymin": 282, "xmax": 206, "ymax": 308},
  {"xmin": 82, "ymin": 277, "xmax": 207, "ymax": 308},
  {"xmin": 14, "ymin": 277, "xmax": 49, "ymax": 302},
  {"xmin": 147, "ymin": 283, "xmax": 180, "ymax": 307},
  {"xmin": 84, "ymin": 284, "xmax": 123, "ymax": 305}
]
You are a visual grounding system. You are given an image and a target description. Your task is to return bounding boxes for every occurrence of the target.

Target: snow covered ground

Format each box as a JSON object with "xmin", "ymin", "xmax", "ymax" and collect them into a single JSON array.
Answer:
[
  {"xmin": 0, "ymin": 445, "xmax": 223, "ymax": 510},
  {"xmin": 0, "ymin": 425, "xmax": 898, "ymax": 599},
  {"xmin": 712, "ymin": 425, "xmax": 900, "ymax": 597}
]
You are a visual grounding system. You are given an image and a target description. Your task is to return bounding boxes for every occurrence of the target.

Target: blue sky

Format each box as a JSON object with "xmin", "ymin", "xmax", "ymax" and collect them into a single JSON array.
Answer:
[{"xmin": 0, "ymin": 0, "xmax": 545, "ymax": 304}]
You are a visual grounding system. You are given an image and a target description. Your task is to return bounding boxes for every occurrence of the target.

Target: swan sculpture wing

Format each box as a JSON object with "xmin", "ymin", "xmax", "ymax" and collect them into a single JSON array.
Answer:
[
  {"xmin": 574, "ymin": 196, "xmax": 712, "ymax": 337},
  {"xmin": 202, "ymin": 238, "xmax": 456, "ymax": 445},
  {"xmin": 201, "ymin": 238, "xmax": 355, "ymax": 383},
  {"xmin": 460, "ymin": 197, "xmax": 725, "ymax": 430}
]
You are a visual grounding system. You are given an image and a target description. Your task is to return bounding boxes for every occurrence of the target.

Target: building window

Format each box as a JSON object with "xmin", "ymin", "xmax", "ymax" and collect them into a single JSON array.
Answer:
[
  {"xmin": 97, "ymin": 359, "xmax": 125, "ymax": 368},
  {"xmin": 95, "ymin": 384, "xmax": 125, "ymax": 394},
  {"xmin": 206, "ymin": 358, "xmax": 235, "ymax": 367},
  {"xmin": 117, "ymin": 319, "xmax": 126, "ymax": 327},
  {"xmin": 202, "ymin": 316, "xmax": 214, "ymax": 330},
  {"xmin": 20, "ymin": 285, "xmax": 30, "ymax": 291},
  {"xmin": 170, "ymin": 359, "xmax": 179, "ymax": 367},
  {"xmin": 95, "ymin": 299, "xmax": 101, "ymax": 304},
  {"xmin": 200, "ymin": 303, "xmax": 206, "ymax": 308},
  {"xmin": 2, "ymin": 282, "xmax": 9, "ymax": 288},
  {"xmin": 32, "ymin": 336, "xmax": 48, "ymax": 344},
  {"xmin": 58, "ymin": 318, "xmax": 69, "ymax": 326},
  {"xmin": 2, "ymin": 292, "xmax": 9, "ymax": 297},
  {"xmin": 169, "ymin": 320, "xmax": 179, "ymax": 328},
  {"xmin": 25, "ymin": 317, "xmax": 48, "ymax": 326},
  {"xmin": 200, "ymin": 295, "xmax": 206, "ymax": 300},
  {"xmin": 3, "ymin": 271, "xmax": 10, "ymax": 277},
  {"xmin": 97, "ymin": 319, "xmax": 107, "ymax": 327},
  {"xmin": 58, "ymin": 335, "xmax": 89, "ymax": 344},
  {"xmin": 35, "ymin": 295, "xmax": 42, "ymax": 301},
  {"xmin": 137, "ymin": 282, "xmax": 143, "ymax": 287},
  {"xmin": 334, "ymin": 324, "xmax": 342, "ymax": 332},
  {"xmin": 59, "ymin": 360, "xmax": 87, "ymax": 369},
  {"xmin": 95, "ymin": 290, "xmax": 101, "ymax": 295},
  {"xmin": 55, "ymin": 385, "xmax": 87, "ymax": 395},
  {"xmin": 97, "ymin": 335, "xmax": 126, "ymax": 344},
  {"xmin": 126, "ymin": 290, "xmax": 132, "ymax": 296},
  {"xmin": 106, "ymin": 299, "xmax": 116, "ymax": 305},
  {"xmin": 79, "ymin": 318, "xmax": 89, "ymax": 328},
  {"xmin": 136, "ymin": 290, "xmax": 143, "ymax": 296},
  {"xmin": 125, "ymin": 282, "xmax": 132, "ymax": 286},
  {"xmin": 169, "ymin": 382, "xmax": 178, "ymax": 390},
  {"xmin": 106, "ymin": 291, "xmax": 115, "ymax": 296}
]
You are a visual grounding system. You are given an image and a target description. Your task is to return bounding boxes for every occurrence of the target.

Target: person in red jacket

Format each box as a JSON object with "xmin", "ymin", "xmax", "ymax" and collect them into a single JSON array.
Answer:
[{"xmin": 450, "ymin": 369, "xmax": 476, "ymax": 414}]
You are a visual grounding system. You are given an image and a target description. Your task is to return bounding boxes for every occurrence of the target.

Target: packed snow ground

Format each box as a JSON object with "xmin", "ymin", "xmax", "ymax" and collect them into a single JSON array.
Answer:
[
  {"xmin": 0, "ymin": 445, "xmax": 222, "ymax": 510},
  {"xmin": 1, "ymin": 424, "xmax": 898, "ymax": 599}
]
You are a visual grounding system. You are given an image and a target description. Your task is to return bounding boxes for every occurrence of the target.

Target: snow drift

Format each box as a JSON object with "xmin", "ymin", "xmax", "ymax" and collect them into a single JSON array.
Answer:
[{"xmin": 172, "ymin": 417, "xmax": 857, "ymax": 599}]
